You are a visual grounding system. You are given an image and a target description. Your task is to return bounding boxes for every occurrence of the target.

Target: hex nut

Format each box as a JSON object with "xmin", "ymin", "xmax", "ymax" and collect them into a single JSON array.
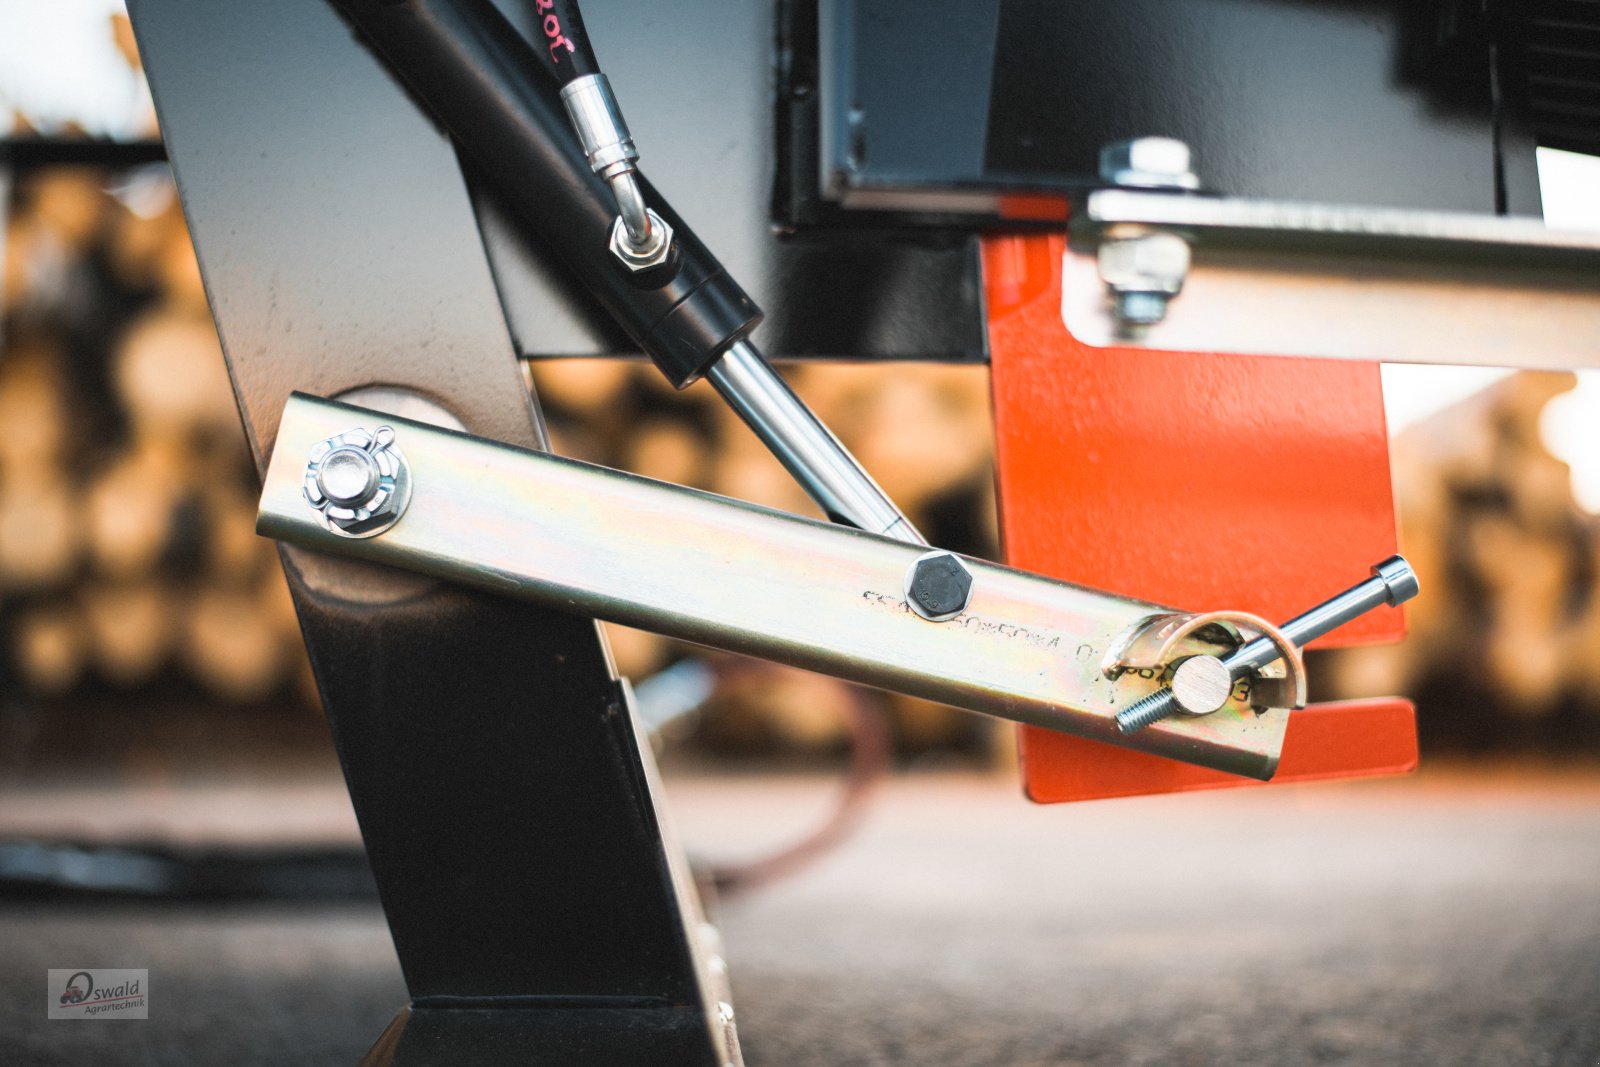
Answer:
[
  {"xmin": 1098, "ymin": 137, "xmax": 1200, "ymax": 190},
  {"xmin": 904, "ymin": 550, "xmax": 974, "ymax": 623},
  {"xmin": 609, "ymin": 209, "xmax": 674, "ymax": 272},
  {"xmin": 1097, "ymin": 232, "xmax": 1192, "ymax": 296},
  {"xmin": 1098, "ymin": 231, "xmax": 1192, "ymax": 328},
  {"xmin": 302, "ymin": 425, "xmax": 411, "ymax": 539}
]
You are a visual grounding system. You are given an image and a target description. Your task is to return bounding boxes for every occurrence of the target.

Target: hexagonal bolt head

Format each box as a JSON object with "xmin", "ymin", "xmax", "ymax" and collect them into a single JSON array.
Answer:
[
  {"xmin": 609, "ymin": 209, "xmax": 675, "ymax": 272},
  {"xmin": 1098, "ymin": 137, "xmax": 1200, "ymax": 191},
  {"xmin": 904, "ymin": 550, "xmax": 974, "ymax": 623}
]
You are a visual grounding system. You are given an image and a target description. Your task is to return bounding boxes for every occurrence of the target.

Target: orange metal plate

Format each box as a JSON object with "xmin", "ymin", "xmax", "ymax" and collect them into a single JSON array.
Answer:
[
  {"xmin": 1022, "ymin": 698, "xmax": 1418, "ymax": 803},
  {"xmin": 984, "ymin": 234, "xmax": 1414, "ymax": 803}
]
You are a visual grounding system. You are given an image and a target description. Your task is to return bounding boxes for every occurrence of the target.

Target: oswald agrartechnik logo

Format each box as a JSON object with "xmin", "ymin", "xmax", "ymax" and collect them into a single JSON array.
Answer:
[{"xmin": 47, "ymin": 969, "xmax": 148, "ymax": 1019}]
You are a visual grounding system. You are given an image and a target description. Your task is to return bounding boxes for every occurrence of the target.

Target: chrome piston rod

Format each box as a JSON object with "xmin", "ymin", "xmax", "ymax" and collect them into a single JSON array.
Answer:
[
  {"xmin": 706, "ymin": 340, "xmax": 925, "ymax": 545},
  {"xmin": 258, "ymin": 393, "xmax": 1292, "ymax": 779}
]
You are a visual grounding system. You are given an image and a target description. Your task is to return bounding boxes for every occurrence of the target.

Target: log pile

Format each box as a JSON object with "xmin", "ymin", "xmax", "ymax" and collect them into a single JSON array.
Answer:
[
  {"xmin": 2, "ymin": 167, "xmax": 297, "ymax": 704},
  {"xmin": 9, "ymin": 157, "xmax": 1594, "ymax": 757},
  {"xmin": 1320, "ymin": 371, "xmax": 1600, "ymax": 750},
  {"xmin": 1, "ymin": 161, "xmax": 1001, "ymax": 754}
]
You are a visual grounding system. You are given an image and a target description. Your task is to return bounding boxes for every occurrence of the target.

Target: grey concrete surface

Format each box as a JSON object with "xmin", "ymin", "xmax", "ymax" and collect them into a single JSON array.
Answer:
[{"xmin": 1, "ymin": 767, "xmax": 1597, "ymax": 1065}]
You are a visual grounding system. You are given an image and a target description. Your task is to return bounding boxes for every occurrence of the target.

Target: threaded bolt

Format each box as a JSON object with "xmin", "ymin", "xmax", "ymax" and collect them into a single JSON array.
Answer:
[
  {"xmin": 1116, "ymin": 688, "xmax": 1178, "ymax": 733},
  {"xmin": 1112, "ymin": 555, "xmax": 1420, "ymax": 735}
]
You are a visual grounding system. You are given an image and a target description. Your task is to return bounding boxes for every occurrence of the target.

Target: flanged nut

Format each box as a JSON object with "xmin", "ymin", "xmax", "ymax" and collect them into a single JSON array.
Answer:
[
  {"xmin": 1098, "ymin": 137, "xmax": 1200, "ymax": 191},
  {"xmin": 609, "ymin": 209, "xmax": 674, "ymax": 272},
  {"xmin": 302, "ymin": 425, "xmax": 411, "ymax": 539},
  {"xmin": 904, "ymin": 550, "xmax": 974, "ymax": 623}
]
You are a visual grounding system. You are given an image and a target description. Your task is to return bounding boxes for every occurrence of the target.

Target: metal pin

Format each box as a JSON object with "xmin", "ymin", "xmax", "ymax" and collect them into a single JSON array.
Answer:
[{"xmin": 1116, "ymin": 555, "xmax": 1419, "ymax": 733}]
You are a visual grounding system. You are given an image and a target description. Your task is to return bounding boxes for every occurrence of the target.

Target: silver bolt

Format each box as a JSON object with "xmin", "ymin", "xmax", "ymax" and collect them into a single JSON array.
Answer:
[
  {"xmin": 1115, "ymin": 555, "xmax": 1420, "ymax": 733},
  {"xmin": 1096, "ymin": 137, "xmax": 1198, "ymax": 328},
  {"xmin": 1112, "ymin": 291, "xmax": 1170, "ymax": 327},
  {"xmin": 1169, "ymin": 654, "xmax": 1234, "ymax": 714},
  {"xmin": 904, "ymin": 550, "xmax": 974, "ymax": 623},
  {"xmin": 317, "ymin": 446, "xmax": 380, "ymax": 506},
  {"xmin": 1097, "ymin": 230, "xmax": 1192, "ymax": 328},
  {"xmin": 1098, "ymin": 137, "xmax": 1199, "ymax": 191},
  {"xmin": 302, "ymin": 425, "xmax": 411, "ymax": 539}
]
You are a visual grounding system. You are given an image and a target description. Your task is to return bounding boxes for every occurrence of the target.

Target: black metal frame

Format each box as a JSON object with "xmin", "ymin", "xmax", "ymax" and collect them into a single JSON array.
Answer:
[
  {"xmin": 796, "ymin": 0, "xmax": 1539, "ymax": 224},
  {"xmin": 126, "ymin": 0, "xmax": 730, "ymax": 1062}
]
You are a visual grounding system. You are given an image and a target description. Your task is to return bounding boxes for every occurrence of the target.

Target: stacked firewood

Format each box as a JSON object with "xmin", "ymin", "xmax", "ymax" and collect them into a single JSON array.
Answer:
[
  {"xmin": 1319, "ymin": 371, "xmax": 1600, "ymax": 749},
  {"xmin": 1, "ymin": 165, "xmax": 1002, "ymax": 754},
  {"xmin": 2, "ymin": 168, "xmax": 304, "ymax": 704}
]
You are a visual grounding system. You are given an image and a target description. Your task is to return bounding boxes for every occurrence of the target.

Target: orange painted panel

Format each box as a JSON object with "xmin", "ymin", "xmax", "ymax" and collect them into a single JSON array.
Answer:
[
  {"xmin": 1022, "ymin": 699, "xmax": 1418, "ymax": 804},
  {"xmin": 984, "ymin": 234, "xmax": 1414, "ymax": 803}
]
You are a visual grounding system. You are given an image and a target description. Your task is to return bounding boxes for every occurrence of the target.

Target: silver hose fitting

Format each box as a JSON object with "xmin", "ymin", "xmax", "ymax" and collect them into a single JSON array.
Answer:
[
  {"xmin": 607, "ymin": 170, "xmax": 653, "ymax": 249},
  {"xmin": 560, "ymin": 72, "xmax": 637, "ymax": 179},
  {"xmin": 560, "ymin": 73, "xmax": 671, "ymax": 263}
]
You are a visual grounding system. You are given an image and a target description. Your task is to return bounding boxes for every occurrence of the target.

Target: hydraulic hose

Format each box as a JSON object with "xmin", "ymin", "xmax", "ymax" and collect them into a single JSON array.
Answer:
[
  {"xmin": 329, "ymin": 0, "xmax": 923, "ymax": 543},
  {"xmin": 331, "ymin": 0, "xmax": 761, "ymax": 387},
  {"xmin": 526, "ymin": 0, "xmax": 598, "ymax": 84}
]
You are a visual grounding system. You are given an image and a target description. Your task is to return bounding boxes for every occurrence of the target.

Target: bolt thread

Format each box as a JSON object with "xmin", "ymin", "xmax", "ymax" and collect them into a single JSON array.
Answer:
[{"xmin": 1116, "ymin": 688, "xmax": 1178, "ymax": 733}]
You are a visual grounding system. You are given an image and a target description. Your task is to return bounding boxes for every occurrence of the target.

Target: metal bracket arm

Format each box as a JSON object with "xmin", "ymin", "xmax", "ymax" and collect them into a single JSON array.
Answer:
[
  {"xmin": 1064, "ymin": 188, "xmax": 1600, "ymax": 368},
  {"xmin": 258, "ymin": 393, "xmax": 1293, "ymax": 780}
]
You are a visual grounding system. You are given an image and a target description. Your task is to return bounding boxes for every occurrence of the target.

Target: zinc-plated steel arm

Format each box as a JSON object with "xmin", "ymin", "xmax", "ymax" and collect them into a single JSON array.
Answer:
[{"xmin": 258, "ymin": 393, "xmax": 1292, "ymax": 779}]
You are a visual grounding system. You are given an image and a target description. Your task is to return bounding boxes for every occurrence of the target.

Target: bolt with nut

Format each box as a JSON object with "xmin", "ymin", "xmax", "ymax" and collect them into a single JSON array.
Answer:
[
  {"xmin": 302, "ymin": 425, "xmax": 412, "ymax": 539},
  {"xmin": 1096, "ymin": 230, "xmax": 1192, "ymax": 327},
  {"xmin": 1095, "ymin": 136, "xmax": 1199, "ymax": 328},
  {"xmin": 1115, "ymin": 555, "xmax": 1420, "ymax": 733},
  {"xmin": 1098, "ymin": 137, "xmax": 1200, "ymax": 192},
  {"xmin": 609, "ymin": 208, "xmax": 674, "ymax": 273}
]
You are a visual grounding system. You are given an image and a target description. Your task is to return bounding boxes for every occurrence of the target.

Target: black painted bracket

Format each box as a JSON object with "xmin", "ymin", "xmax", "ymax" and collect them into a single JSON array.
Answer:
[{"xmin": 125, "ymin": 0, "xmax": 734, "ymax": 1062}]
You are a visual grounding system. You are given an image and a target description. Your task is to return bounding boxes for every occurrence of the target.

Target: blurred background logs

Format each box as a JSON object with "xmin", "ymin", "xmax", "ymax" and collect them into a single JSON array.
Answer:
[
  {"xmin": 2, "ymin": 165, "xmax": 306, "ymax": 712},
  {"xmin": 7, "ymin": 160, "xmax": 1600, "ymax": 765},
  {"xmin": 0, "ymin": 162, "xmax": 1008, "ymax": 765},
  {"xmin": 1317, "ymin": 371, "xmax": 1600, "ymax": 753},
  {"xmin": 4, "ymin": 3, "xmax": 1600, "ymax": 768}
]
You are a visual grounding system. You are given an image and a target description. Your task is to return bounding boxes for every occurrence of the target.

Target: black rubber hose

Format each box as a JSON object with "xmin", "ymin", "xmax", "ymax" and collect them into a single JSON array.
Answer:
[{"xmin": 526, "ymin": 0, "xmax": 598, "ymax": 83}]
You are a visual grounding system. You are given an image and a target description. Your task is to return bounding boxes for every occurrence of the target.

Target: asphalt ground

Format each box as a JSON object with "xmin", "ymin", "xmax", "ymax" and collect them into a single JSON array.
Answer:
[{"xmin": 1, "ymin": 765, "xmax": 1597, "ymax": 1065}]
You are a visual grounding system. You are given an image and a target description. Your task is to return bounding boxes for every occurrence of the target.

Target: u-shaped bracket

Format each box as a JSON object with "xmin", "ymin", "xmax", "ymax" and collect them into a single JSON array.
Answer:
[{"xmin": 1102, "ymin": 609, "xmax": 1308, "ymax": 711}]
